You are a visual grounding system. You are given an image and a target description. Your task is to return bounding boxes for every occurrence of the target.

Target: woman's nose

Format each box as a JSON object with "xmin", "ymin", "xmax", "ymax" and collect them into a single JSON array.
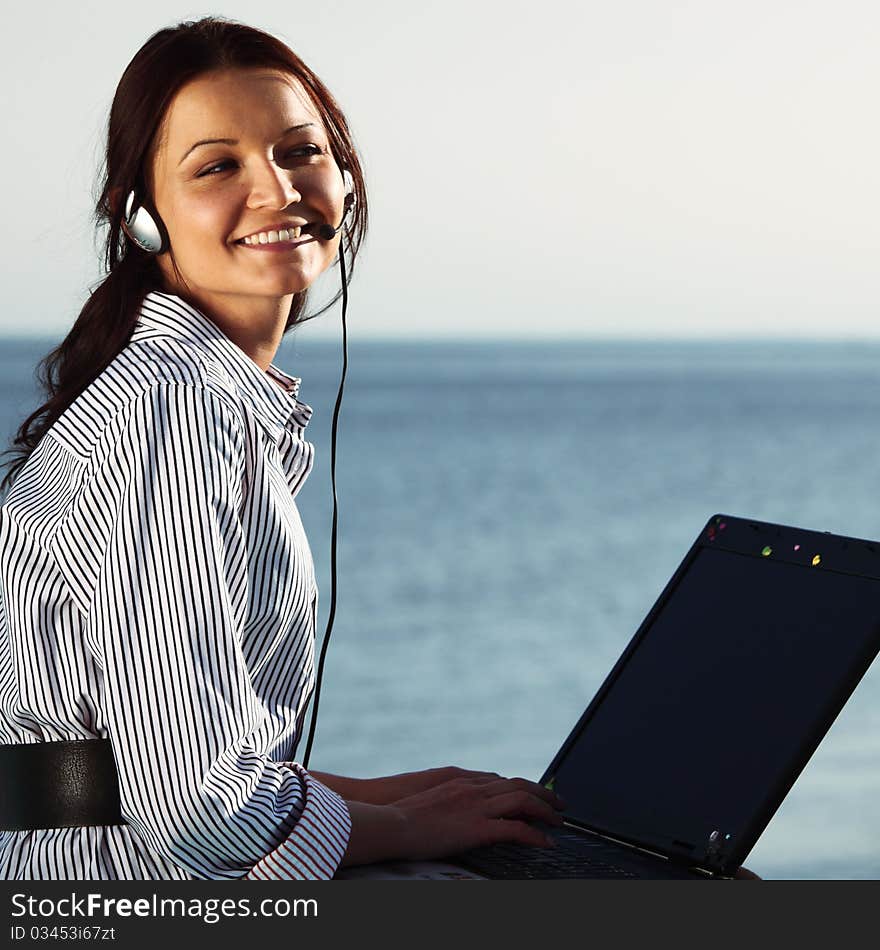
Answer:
[{"xmin": 246, "ymin": 159, "xmax": 301, "ymax": 209}]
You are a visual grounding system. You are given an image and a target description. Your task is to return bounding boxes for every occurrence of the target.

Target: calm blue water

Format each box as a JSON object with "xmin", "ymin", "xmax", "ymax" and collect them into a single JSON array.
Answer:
[{"xmin": 3, "ymin": 336, "xmax": 880, "ymax": 880}]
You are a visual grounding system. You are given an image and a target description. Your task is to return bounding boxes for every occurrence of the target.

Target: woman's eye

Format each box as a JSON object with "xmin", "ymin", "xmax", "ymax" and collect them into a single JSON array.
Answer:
[
  {"xmin": 198, "ymin": 145, "xmax": 324, "ymax": 178},
  {"xmin": 198, "ymin": 162, "xmax": 231, "ymax": 177}
]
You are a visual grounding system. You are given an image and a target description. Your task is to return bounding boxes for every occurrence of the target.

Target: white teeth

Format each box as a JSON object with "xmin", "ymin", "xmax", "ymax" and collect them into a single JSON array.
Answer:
[{"xmin": 242, "ymin": 225, "xmax": 302, "ymax": 245}]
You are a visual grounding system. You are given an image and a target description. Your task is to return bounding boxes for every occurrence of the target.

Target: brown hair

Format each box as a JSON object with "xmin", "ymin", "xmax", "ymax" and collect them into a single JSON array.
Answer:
[{"xmin": 0, "ymin": 15, "xmax": 368, "ymax": 496}]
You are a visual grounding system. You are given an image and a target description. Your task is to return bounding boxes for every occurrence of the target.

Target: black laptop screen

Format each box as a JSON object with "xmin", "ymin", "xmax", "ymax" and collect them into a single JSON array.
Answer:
[{"xmin": 550, "ymin": 542, "xmax": 880, "ymax": 867}]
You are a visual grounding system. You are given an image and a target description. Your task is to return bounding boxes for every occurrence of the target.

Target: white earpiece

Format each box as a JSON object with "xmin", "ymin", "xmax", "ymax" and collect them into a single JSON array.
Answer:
[{"xmin": 123, "ymin": 191, "xmax": 167, "ymax": 254}]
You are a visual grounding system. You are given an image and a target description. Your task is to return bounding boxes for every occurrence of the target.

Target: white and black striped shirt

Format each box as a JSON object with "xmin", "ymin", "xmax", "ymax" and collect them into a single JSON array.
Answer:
[{"xmin": 0, "ymin": 290, "xmax": 351, "ymax": 879}]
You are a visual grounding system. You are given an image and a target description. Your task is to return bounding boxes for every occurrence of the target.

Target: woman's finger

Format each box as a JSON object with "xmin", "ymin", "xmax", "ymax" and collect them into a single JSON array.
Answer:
[
  {"xmin": 434, "ymin": 766, "xmax": 499, "ymax": 783},
  {"xmin": 455, "ymin": 773, "xmax": 502, "ymax": 787},
  {"xmin": 505, "ymin": 776, "xmax": 566, "ymax": 809},
  {"xmin": 486, "ymin": 817, "xmax": 556, "ymax": 850},
  {"xmin": 437, "ymin": 771, "xmax": 566, "ymax": 812},
  {"xmin": 483, "ymin": 789, "xmax": 565, "ymax": 827},
  {"xmin": 480, "ymin": 776, "xmax": 566, "ymax": 810}
]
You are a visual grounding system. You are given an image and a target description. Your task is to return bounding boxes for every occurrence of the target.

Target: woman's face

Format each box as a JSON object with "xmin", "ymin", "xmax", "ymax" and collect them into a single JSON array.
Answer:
[{"xmin": 147, "ymin": 67, "xmax": 346, "ymax": 311}]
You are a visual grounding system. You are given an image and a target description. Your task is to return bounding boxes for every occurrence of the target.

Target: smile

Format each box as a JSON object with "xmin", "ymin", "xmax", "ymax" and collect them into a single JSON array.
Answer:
[
  {"xmin": 235, "ymin": 235, "xmax": 316, "ymax": 253},
  {"xmin": 238, "ymin": 226, "xmax": 302, "ymax": 245}
]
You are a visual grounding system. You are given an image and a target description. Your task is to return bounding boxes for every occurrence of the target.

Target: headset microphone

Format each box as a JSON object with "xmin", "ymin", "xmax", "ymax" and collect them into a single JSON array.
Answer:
[
  {"xmin": 313, "ymin": 194, "xmax": 355, "ymax": 240},
  {"xmin": 314, "ymin": 222, "xmax": 340, "ymax": 240}
]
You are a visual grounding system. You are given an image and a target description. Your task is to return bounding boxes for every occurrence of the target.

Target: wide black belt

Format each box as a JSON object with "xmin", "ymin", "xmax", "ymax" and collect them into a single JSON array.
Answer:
[{"xmin": 0, "ymin": 739, "xmax": 127, "ymax": 831}]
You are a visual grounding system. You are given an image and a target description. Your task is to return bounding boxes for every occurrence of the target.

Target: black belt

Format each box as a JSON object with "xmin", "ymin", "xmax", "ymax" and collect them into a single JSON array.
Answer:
[{"xmin": 0, "ymin": 739, "xmax": 127, "ymax": 831}]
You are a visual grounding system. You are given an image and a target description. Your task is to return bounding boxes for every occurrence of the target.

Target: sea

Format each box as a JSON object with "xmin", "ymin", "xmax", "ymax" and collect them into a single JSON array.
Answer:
[{"xmin": 2, "ymin": 335, "xmax": 880, "ymax": 880}]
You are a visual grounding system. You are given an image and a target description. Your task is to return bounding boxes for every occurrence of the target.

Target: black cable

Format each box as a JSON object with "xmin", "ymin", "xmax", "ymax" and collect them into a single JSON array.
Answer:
[{"xmin": 301, "ymin": 235, "xmax": 348, "ymax": 770}]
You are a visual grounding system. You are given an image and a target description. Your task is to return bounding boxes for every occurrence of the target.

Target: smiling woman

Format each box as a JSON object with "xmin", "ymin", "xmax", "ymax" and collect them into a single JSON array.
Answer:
[
  {"xmin": 0, "ymin": 16, "xmax": 368, "ymax": 881},
  {"xmin": 0, "ymin": 15, "xmax": 571, "ymax": 882}
]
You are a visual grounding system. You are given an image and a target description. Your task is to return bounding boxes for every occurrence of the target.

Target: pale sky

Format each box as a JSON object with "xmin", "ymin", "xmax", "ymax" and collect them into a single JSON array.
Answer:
[{"xmin": 2, "ymin": 1, "xmax": 879, "ymax": 339}]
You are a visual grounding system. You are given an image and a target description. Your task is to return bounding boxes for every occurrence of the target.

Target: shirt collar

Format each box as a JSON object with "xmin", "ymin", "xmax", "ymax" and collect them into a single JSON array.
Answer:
[{"xmin": 130, "ymin": 290, "xmax": 312, "ymax": 443}]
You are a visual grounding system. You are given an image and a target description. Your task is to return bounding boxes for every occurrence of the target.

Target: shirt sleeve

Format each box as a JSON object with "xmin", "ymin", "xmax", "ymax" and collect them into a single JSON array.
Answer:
[
  {"xmin": 245, "ymin": 764, "xmax": 352, "ymax": 879},
  {"xmin": 63, "ymin": 382, "xmax": 350, "ymax": 879}
]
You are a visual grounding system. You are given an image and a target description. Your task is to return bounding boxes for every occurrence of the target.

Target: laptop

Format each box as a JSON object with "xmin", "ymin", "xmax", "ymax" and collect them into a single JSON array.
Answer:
[{"xmin": 449, "ymin": 513, "xmax": 880, "ymax": 879}]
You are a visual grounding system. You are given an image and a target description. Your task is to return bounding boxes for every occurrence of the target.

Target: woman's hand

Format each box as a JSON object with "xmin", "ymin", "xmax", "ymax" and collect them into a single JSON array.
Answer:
[
  {"xmin": 340, "ymin": 771, "xmax": 567, "ymax": 867},
  {"xmin": 392, "ymin": 772, "xmax": 566, "ymax": 859},
  {"xmin": 307, "ymin": 765, "xmax": 498, "ymax": 805}
]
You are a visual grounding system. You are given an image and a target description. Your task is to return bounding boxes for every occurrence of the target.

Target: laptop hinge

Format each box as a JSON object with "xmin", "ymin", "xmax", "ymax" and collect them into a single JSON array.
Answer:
[{"xmin": 562, "ymin": 819, "xmax": 717, "ymax": 877}]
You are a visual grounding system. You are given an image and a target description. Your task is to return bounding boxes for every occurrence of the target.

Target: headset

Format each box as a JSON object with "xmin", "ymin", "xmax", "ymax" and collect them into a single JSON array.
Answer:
[{"xmin": 123, "ymin": 166, "xmax": 355, "ymax": 770}]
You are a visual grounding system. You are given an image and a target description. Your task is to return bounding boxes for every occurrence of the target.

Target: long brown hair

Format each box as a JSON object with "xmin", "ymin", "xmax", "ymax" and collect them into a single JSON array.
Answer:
[{"xmin": 0, "ymin": 15, "xmax": 369, "ymax": 497}]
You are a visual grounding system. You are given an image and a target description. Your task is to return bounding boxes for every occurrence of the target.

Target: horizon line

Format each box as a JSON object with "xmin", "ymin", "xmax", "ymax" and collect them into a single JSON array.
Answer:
[{"xmin": 6, "ymin": 332, "xmax": 880, "ymax": 345}]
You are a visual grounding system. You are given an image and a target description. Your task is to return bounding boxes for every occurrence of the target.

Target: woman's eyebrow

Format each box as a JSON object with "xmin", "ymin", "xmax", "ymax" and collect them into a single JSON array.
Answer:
[{"xmin": 177, "ymin": 122, "xmax": 318, "ymax": 166}]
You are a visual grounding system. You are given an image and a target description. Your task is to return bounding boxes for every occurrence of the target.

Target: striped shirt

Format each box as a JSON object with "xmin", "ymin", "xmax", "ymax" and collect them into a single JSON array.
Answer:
[{"xmin": 0, "ymin": 290, "xmax": 351, "ymax": 879}]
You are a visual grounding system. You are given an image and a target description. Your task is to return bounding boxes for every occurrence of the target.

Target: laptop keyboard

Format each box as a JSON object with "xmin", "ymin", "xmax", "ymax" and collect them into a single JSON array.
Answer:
[{"xmin": 455, "ymin": 830, "xmax": 641, "ymax": 879}]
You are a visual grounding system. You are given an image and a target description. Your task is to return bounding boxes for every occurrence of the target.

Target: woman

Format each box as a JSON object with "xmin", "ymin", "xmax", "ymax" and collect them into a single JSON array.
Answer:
[{"xmin": 0, "ymin": 16, "xmax": 564, "ymax": 880}]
